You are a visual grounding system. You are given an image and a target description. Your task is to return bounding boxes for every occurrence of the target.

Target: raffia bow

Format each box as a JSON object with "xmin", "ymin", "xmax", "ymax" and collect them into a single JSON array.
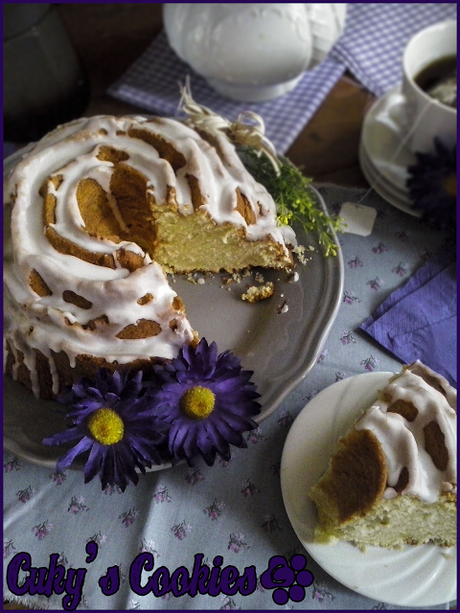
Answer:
[{"xmin": 178, "ymin": 83, "xmax": 281, "ymax": 173}]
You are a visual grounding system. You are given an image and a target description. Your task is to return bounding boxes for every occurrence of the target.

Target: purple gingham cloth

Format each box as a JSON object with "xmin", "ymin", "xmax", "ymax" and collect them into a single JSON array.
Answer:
[
  {"xmin": 331, "ymin": 3, "xmax": 457, "ymax": 97},
  {"xmin": 109, "ymin": 4, "xmax": 456, "ymax": 154},
  {"xmin": 108, "ymin": 30, "xmax": 345, "ymax": 155}
]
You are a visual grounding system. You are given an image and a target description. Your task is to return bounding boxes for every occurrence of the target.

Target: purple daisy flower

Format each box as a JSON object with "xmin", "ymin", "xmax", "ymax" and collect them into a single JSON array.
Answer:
[
  {"xmin": 43, "ymin": 369, "xmax": 166, "ymax": 491},
  {"xmin": 406, "ymin": 137, "xmax": 456, "ymax": 227},
  {"xmin": 147, "ymin": 338, "xmax": 261, "ymax": 466}
]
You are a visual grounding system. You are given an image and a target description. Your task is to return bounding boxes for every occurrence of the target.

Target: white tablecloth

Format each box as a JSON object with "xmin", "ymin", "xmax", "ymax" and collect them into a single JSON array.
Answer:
[{"xmin": 4, "ymin": 184, "xmax": 455, "ymax": 610}]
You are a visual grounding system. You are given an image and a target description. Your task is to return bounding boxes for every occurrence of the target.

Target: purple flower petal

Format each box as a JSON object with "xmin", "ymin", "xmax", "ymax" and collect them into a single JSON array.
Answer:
[
  {"xmin": 43, "ymin": 426, "xmax": 85, "ymax": 446},
  {"xmin": 43, "ymin": 340, "xmax": 260, "ymax": 486},
  {"xmin": 56, "ymin": 437, "xmax": 93, "ymax": 471}
]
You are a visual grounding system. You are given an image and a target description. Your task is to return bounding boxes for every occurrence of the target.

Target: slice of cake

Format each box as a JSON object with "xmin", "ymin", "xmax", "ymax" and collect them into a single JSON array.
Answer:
[
  {"xmin": 309, "ymin": 361, "xmax": 457, "ymax": 550},
  {"xmin": 3, "ymin": 115, "xmax": 296, "ymax": 400}
]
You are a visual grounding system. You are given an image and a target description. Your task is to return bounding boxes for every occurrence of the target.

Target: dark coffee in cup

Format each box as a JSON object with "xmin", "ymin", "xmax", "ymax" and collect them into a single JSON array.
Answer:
[{"xmin": 414, "ymin": 54, "xmax": 456, "ymax": 108}]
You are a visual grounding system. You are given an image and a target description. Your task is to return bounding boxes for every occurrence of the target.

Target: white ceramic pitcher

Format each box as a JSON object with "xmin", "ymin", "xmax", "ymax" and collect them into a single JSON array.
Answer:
[{"xmin": 164, "ymin": 4, "xmax": 347, "ymax": 102}]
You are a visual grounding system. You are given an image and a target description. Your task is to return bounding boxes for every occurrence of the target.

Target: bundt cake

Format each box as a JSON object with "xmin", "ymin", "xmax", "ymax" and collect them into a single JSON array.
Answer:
[
  {"xmin": 310, "ymin": 361, "xmax": 457, "ymax": 550},
  {"xmin": 4, "ymin": 115, "xmax": 296, "ymax": 400}
]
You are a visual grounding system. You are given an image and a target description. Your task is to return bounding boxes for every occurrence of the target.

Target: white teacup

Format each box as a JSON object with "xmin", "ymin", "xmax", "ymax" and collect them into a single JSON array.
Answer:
[{"xmin": 398, "ymin": 20, "xmax": 457, "ymax": 154}]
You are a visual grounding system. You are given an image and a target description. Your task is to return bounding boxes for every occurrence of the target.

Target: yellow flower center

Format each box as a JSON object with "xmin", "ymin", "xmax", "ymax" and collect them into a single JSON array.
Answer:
[
  {"xmin": 443, "ymin": 173, "xmax": 457, "ymax": 197},
  {"xmin": 87, "ymin": 408, "xmax": 124, "ymax": 445},
  {"xmin": 180, "ymin": 386, "xmax": 215, "ymax": 420}
]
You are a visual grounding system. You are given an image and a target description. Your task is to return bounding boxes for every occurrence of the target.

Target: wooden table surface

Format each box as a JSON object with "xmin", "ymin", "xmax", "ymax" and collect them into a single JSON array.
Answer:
[{"xmin": 56, "ymin": 3, "xmax": 372, "ymax": 189}]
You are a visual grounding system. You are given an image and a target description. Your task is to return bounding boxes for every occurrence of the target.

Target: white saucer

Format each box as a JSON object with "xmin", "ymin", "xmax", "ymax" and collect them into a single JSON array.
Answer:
[
  {"xmin": 359, "ymin": 144, "xmax": 421, "ymax": 218},
  {"xmin": 360, "ymin": 145, "xmax": 409, "ymax": 200},
  {"xmin": 359, "ymin": 85, "xmax": 421, "ymax": 217}
]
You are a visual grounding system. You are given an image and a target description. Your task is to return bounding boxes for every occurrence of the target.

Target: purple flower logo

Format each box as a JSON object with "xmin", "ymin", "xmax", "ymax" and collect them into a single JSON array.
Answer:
[{"xmin": 260, "ymin": 554, "xmax": 313, "ymax": 605}]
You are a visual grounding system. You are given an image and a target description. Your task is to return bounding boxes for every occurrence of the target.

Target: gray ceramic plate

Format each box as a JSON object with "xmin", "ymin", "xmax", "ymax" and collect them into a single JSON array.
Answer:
[{"xmin": 4, "ymin": 146, "xmax": 343, "ymax": 469}]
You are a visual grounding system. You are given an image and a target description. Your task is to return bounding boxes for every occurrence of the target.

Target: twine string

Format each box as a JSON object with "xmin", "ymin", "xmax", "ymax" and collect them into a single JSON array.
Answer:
[{"xmin": 178, "ymin": 82, "xmax": 281, "ymax": 173}]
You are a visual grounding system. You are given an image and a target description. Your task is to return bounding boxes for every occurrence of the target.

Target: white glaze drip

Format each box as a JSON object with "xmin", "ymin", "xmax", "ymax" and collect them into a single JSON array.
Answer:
[{"xmin": 355, "ymin": 365, "xmax": 457, "ymax": 503}]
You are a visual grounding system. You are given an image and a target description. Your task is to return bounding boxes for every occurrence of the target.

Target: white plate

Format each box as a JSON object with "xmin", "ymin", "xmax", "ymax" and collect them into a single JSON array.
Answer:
[
  {"xmin": 280, "ymin": 372, "xmax": 457, "ymax": 607},
  {"xmin": 4, "ymin": 147, "xmax": 344, "ymax": 469},
  {"xmin": 359, "ymin": 144, "xmax": 421, "ymax": 218},
  {"xmin": 359, "ymin": 142, "xmax": 409, "ymax": 199}
]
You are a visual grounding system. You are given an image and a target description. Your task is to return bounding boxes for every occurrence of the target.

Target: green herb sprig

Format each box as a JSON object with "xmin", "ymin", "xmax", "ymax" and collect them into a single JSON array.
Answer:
[{"xmin": 241, "ymin": 147, "xmax": 343, "ymax": 257}]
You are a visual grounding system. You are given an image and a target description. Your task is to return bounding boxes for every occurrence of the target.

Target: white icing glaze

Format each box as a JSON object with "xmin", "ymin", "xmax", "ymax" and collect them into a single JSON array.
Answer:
[
  {"xmin": 4, "ymin": 115, "xmax": 295, "ymax": 397},
  {"xmin": 355, "ymin": 366, "xmax": 457, "ymax": 503}
]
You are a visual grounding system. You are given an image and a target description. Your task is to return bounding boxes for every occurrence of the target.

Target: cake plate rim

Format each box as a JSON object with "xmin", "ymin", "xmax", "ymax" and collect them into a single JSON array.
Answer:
[{"xmin": 4, "ymin": 144, "xmax": 344, "ymax": 472}]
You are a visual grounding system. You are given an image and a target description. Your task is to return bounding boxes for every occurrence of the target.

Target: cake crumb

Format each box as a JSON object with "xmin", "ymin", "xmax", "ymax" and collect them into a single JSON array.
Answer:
[
  {"xmin": 277, "ymin": 301, "xmax": 289, "ymax": 314},
  {"xmin": 293, "ymin": 244, "xmax": 314, "ymax": 265},
  {"xmin": 241, "ymin": 282, "xmax": 274, "ymax": 303},
  {"xmin": 288, "ymin": 271, "xmax": 300, "ymax": 283},
  {"xmin": 197, "ymin": 278, "xmax": 205, "ymax": 285}
]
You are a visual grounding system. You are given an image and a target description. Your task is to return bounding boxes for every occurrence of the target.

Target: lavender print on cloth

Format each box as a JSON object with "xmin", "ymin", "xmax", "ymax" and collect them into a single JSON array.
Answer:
[{"xmin": 3, "ymin": 184, "xmax": 454, "ymax": 611}]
